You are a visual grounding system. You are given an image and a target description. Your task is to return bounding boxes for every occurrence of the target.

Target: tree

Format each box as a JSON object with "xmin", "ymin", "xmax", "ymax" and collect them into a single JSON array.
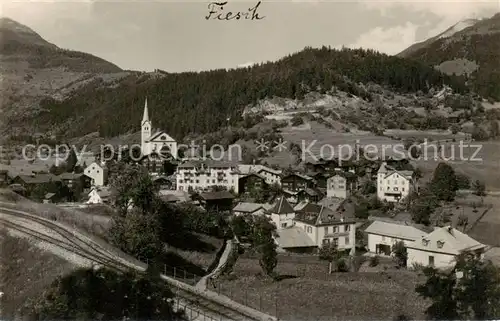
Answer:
[
  {"xmin": 319, "ymin": 243, "xmax": 342, "ymax": 273},
  {"xmin": 456, "ymin": 173, "xmax": 471, "ymax": 190},
  {"xmin": 109, "ymin": 209, "xmax": 163, "ymax": 262},
  {"xmin": 472, "ymin": 180, "xmax": 486, "ymax": 196},
  {"xmin": 251, "ymin": 216, "xmax": 278, "ymax": 278},
  {"xmin": 410, "ymin": 187, "xmax": 438, "ymax": 225},
  {"xmin": 354, "ymin": 201, "xmax": 370, "ymax": 219},
  {"xmin": 30, "ymin": 267, "xmax": 184, "ymax": 321},
  {"xmin": 430, "ymin": 162, "xmax": 457, "ymax": 201},
  {"xmin": 391, "ymin": 241, "xmax": 407, "ymax": 267},
  {"xmin": 416, "ymin": 254, "xmax": 500, "ymax": 320},
  {"xmin": 65, "ymin": 147, "xmax": 78, "ymax": 172},
  {"xmin": 231, "ymin": 215, "xmax": 252, "ymax": 240}
]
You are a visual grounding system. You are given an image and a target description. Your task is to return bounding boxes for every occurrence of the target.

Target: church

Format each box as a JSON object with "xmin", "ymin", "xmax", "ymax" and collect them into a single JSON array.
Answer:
[{"xmin": 141, "ymin": 98, "xmax": 178, "ymax": 159}]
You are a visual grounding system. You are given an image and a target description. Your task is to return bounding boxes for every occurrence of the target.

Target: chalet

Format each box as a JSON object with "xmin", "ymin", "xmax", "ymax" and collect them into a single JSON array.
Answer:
[
  {"xmin": 232, "ymin": 202, "xmax": 272, "ymax": 216},
  {"xmin": 87, "ymin": 187, "xmax": 111, "ymax": 204},
  {"xmin": 139, "ymin": 152, "xmax": 177, "ymax": 177},
  {"xmin": 153, "ymin": 176, "xmax": 174, "ymax": 190},
  {"xmin": 281, "ymin": 173, "xmax": 314, "ymax": 192},
  {"xmin": 293, "ymin": 203, "xmax": 356, "ymax": 254},
  {"xmin": 84, "ymin": 162, "xmax": 108, "ymax": 187},
  {"xmin": 198, "ymin": 190, "xmax": 235, "ymax": 213},
  {"xmin": 297, "ymin": 188, "xmax": 323, "ymax": 203},
  {"xmin": 58, "ymin": 172, "xmax": 90, "ymax": 189},
  {"xmin": 307, "ymin": 172, "xmax": 329, "ymax": 189},
  {"xmin": 407, "ymin": 226, "xmax": 488, "ymax": 269},
  {"xmin": 365, "ymin": 220, "xmax": 428, "ymax": 256},
  {"xmin": 159, "ymin": 194, "xmax": 181, "ymax": 204},
  {"xmin": 237, "ymin": 164, "xmax": 282, "ymax": 186},
  {"xmin": 267, "ymin": 196, "xmax": 295, "ymax": 229},
  {"xmin": 238, "ymin": 172, "xmax": 268, "ymax": 198},
  {"xmin": 12, "ymin": 173, "xmax": 60, "ymax": 191}
]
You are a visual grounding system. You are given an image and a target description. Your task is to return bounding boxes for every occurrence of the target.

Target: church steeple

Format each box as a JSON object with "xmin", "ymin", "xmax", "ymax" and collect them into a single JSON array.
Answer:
[{"xmin": 142, "ymin": 98, "xmax": 149, "ymax": 124}]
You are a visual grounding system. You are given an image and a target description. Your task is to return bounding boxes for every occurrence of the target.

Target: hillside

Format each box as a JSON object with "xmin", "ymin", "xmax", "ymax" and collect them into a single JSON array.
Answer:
[
  {"xmin": 398, "ymin": 13, "xmax": 500, "ymax": 101},
  {"xmin": 30, "ymin": 46, "xmax": 470, "ymax": 141},
  {"xmin": 0, "ymin": 17, "xmax": 126, "ymax": 139}
]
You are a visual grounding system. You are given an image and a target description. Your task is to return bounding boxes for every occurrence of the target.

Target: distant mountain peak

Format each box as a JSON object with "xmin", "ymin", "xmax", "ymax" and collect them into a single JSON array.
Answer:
[
  {"xmin": 437, "ymin": 18, "xmax": 479, "ymax": 39},
  {"xmin": 0, "ymin": 17, "xmax": 57, "ymax": 48}
]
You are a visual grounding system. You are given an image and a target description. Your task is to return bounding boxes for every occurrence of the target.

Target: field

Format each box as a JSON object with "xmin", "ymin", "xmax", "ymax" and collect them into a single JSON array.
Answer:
[
  {"xmin": 0, "ymin": 230, "xmax": 76, "ymax": 319},
  {"xmin": 216, "ymin": 254, "xmax": 429, "ymax": 321},
  {"xmin": 468, "ymin": 195, "xmax": 500, "ymax": 247}
]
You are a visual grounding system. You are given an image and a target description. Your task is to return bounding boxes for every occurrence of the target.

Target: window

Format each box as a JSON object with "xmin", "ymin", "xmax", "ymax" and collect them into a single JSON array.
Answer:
[
  {"xmin": 429, "ymin": 256, "xmax": 435, "ymax": 266},
  {"xmin": 333, "ymin": 238, "xmax": 339, "ymax": 247},
  {"xmin": 345, "ymin": 236, "xmax": 350, "ymax": 245},
  {"xmin": 195, "ymin": 180, "xmax": 199, "ymax": 183},
  {"xmin": 387, "ymin": 186, "xmax": 390, "ymax": 190},
  {"xmin": 344, "ymin": 225, "xmax": 350, "ymax": 232},
  {"xmin": 324, "ymin": 226, "xmax": 329, "ymax": 234},
  {"xmin": 322, "ymin": 238, "xmax": 330, "ymax": 245},
  {"xmin": 333, "ymin": 226, "xmax": 338, "ymax": 233},
  {"xmin": 281, "ymin": 223, "xmax": 287, "ymax": 228},
  {"xmin": 307, "ymin": 226, "xmax": 312, "ymax": 233},
  {"xmin": 402, "ymin": 188, "xmax": 405, "ymax": 191}
]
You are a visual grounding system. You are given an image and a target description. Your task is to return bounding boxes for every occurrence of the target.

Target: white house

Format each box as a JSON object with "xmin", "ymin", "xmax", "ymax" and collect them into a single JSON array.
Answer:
[
  {"xmin": 406, "ymin": 226, "xmax": 488, "ymax": 269},
  {"xmin": 232, "ymin": 202, "xmax": 272, "ymax": 216},
  {"xmin": 326, "ymin": 172, "xmax": 357, "ymax": 199},
  {"xmin": 87, "ymin": 187, "xmax": 111, "ymax": 204},
  {"xmin": 377, "ymin": 162, "xmax": 417, "ymax": 202},
  {"xmin": 365, "ymin": 220, "xmax": 428, "ymax": 256},
  {"xmin": 291, "ymin": 203, "xmax": 356, "ymax": 254},
  {"xmin": 237, "ymin": 164, "xmax": 282, "ymax": 186},
  {"xmin": 176, "ymin": 159, "xmax": 239, "ymax": 193},
  {"xmin": 84, "ymin": 162, "xmax": 108, "ymax": 187},
  {"xmin": 267, "ymin": 196, "xmax": 295, "ymax": 229},
  {"xmin": 140, "ymin": 98, "xmax": 178, "ymax": 159}
]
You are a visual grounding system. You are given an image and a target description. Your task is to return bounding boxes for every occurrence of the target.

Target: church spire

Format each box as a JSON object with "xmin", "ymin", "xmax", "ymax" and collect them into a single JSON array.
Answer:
[{"xmin": 142, "ymin": 98, "xmax": 149, "ymax": 124}]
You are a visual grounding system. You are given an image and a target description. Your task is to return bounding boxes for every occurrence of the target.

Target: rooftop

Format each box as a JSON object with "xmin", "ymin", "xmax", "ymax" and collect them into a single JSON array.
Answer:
[
  {"xmin": 199, "ymin": 190, "xmax": 235, "ymax": 200},
  {"xmin": 269, "ymin": 196, "xmax": 295, "ymax": 214},
  {"xmin": 233, "ymin": 202, "xmax": 272, "ymax": 213},
  {"xmin": 364, "ymin": 220, "xmax": 428, "ymax": 241},
  {"xmin": 275, "ymin": 226, "xmax": 316, "ymax": 248}
]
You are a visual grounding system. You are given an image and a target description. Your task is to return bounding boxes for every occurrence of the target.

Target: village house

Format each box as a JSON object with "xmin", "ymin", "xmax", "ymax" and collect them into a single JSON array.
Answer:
[
  {"xmin": 281, "ymin": 173, "xmax": 314, "ymax": 192},
  {"xmin": 326, "ymin": 171, "xmax": 357, "ymax": 199},
  {"xmin": 237, "ymin": 164, "xmax": 282, "ymax": 186},
  {"xmin": 290, "ymin": 203, "xmax": 356, "ymax": 254},
  {"xmin": 364, "ymin": 220, "xmax": 428, "ymax": 256},
  {"xmin": 267, "ymin": 196, "xmax": 295, "ymax": 229},
  {"xmin": 176, "ymin": 160, "xmax": 239, "ymax": 193},
  {"xmin": 377, "ymin": 162, "xmax": 417, "ymax": 202},
  {"xmin": 232, "ymin": 202, "xmax": 272, "ymax": 216},
  {"xmin": 87, "ymin": 187, "xmax": 111, "ymax": 204},
  {"xmin": 140, "ymin": 98, "xmax": 178, "ymax": 158},
  {"xmin": 197, "ymin": 190, "xmax": 235, "ymax": 213},
  {"xmin": 84, "ymin": 162, "xmax": 109, "ymax": 187},
  {"xmin": 11, "ymin": 173, "xmax": 61, "ymax": 192},
  {"xmin": 153, "ymin": 176, "xmax": 174, "ymax": 190},
  {"xmin": 58, "ymin": 172, "xmax": 91, "ymax": 189},
  {"xmin": 238, "ymin": 172, "xmax": 269, "ymax": 199},
  {"xmin": 406, "ymin": 226, "xmax": 488, "ymax": 269}
]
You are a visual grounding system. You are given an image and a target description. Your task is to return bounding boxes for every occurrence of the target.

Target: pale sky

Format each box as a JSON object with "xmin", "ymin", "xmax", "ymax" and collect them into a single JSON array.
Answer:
[{"xmin": 1, "ymin": 0, "xmax": 499, "ymax": 72}]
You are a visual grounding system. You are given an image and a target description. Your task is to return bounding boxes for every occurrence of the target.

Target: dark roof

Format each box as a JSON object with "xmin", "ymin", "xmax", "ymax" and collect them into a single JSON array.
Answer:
[
  {"xmin": 199, "ymin": 190, "xmax": 235, "ymax": 200},
  {"xmin": 17, "ymin": 173, "xmax": 60, "ymax": 184},
  {"xmin": 295, "ymin": 203, "xmax": 348, "ymax": 226},
  {"xmin": 282, "ymin": 173, "xmax": 313, "ymax": 181},
  {"xmin": 269, "ymin": 196, "xmax": 294, "ymax": 214},
  {"xmin": 58, "ymin": 172, "xmax": 83, "ymax": 180},
  {"xmin": 177, "ymin": 159, "xmax": 237, "ymax": 169},
  {"xmin": 239, "ymin": 172, "xmax": 267, "ymax": 181},
  {"xmin": 160, "ymin": 194, "xmax": 180, "ymax": 203}
]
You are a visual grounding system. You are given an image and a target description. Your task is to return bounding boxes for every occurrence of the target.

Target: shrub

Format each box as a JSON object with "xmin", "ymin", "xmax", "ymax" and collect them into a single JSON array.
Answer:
[{"xmin": 369, "ymin": 255, "xmax": 380, "ymax": 267}]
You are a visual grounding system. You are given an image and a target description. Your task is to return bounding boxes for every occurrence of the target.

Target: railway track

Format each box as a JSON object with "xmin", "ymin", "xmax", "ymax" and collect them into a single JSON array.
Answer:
[{"xmin": 0, "ymin": 206, "xmax": 278, "ymax": 321}]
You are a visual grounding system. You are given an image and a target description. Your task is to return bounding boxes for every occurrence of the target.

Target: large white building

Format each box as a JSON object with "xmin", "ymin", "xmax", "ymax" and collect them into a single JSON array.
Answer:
[
  {"xmin": 407, "ymin": 226, "xmax": 487, "ymax": 269},
  {"xmin": 237, "ymin": 164, "xmax": 282, "ymax": 185},
  {"xmin": 176, "ymin": 159, "xmax": 239, "ymax": 193},
  {"xmin": 365, "ymin": 220, "xmax": 428, "ymax": 256},
  {"xmin": 377, "ymin": 162, "xmax": 417, "ymax": 202},
  {"xmin": 83, "ymin": 162, "xmax": 108, "ymax": 187},
  {"xmin": 140, "ymin": 98, "xmax": 178, "ymax": 159}
]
